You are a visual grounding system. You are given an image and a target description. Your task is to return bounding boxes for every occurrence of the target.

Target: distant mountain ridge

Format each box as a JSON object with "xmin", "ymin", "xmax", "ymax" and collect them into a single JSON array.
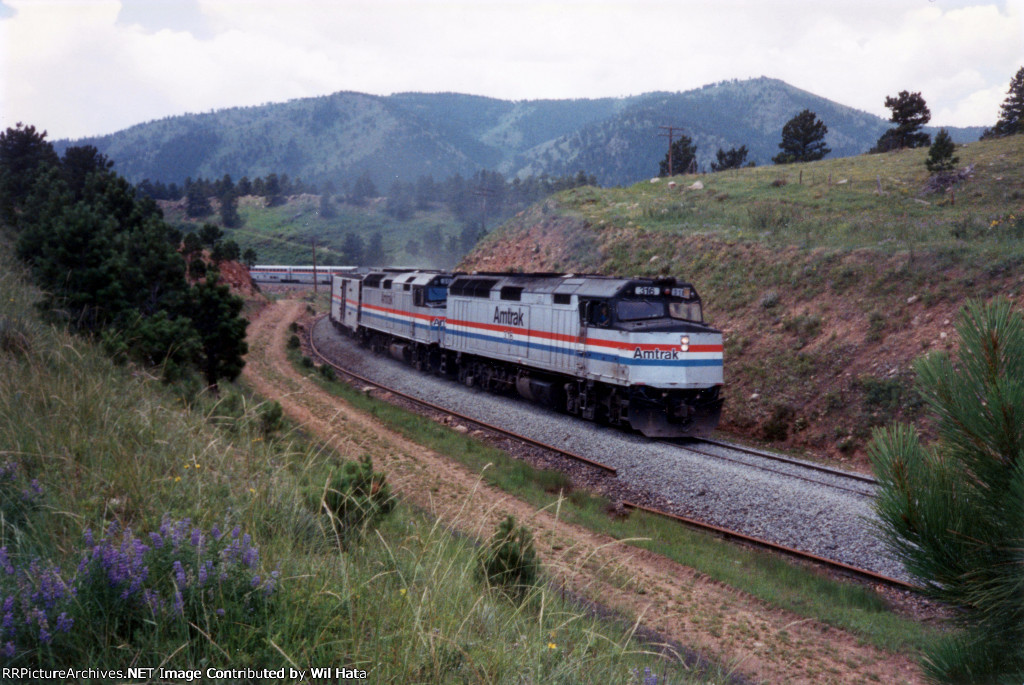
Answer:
[{"xmin": 55, "ymin": 77, "xmax": 984, "ymax": 189}]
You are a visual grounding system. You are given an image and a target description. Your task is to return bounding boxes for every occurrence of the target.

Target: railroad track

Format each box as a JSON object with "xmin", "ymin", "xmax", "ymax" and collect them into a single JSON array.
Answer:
[
  {"xmin": 307, "ymin": 315, "xmax": 917, "ymax": 593},
  {"xmin": 669, "ymin": 439, "xmax": 876, "ymax": 498},
  {"xmin": 307, "ymin": 318, "xmax": 617, "ymax": 476}
]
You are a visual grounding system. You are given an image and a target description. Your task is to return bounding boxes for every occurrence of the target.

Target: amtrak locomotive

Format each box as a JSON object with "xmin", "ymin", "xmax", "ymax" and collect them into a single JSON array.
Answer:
[{"xmin": 330, "ymin": 269, "xmax": 723, "ymax": 437}]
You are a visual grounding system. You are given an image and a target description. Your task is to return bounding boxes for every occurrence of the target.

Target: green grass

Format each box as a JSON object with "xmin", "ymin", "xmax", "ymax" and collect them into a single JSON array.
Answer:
[
  {"xmin": 562, "ymin": 135, "xmax": 1024, "ymax": 255},
  {"xmin": 465, "ymin": 135, "xmax": 1024, "ymax": 459},
  {"xmin": 296, "ymin": 349, "xmax": 941, "ymax": 656},
  {"xmin": 166, "ymin": 194, "xmax": 469, "ymax": 268},
  {"xmin": 0, "ymin": 245, "xmax": 719, "ymax": 682}
]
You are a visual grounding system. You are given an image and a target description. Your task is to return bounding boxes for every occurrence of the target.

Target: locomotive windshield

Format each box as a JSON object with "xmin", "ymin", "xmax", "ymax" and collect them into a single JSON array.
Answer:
[
  {"xmin": 615, "ymin": 282, "xmax": 704, "ymax": 324},
  {"xmin": 426, "ymin": 286, "xmax": 447, "ymax": 303},
  {"xmin": 615, "ymin": 299, "xmax": 703, "ymax": 323},
  {"xmin": 669, "ymin": 301, "xmax": 702, "ymax": 323},
  {"xmin": 616, "ymin": 300, "xmax": 666, "ymax": 321}
]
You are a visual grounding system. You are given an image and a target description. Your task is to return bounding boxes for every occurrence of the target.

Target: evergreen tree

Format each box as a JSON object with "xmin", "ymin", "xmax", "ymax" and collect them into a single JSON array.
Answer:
[
  {"xmin": 658, "ymin": 134, "xmax": 697, "ymax": 176},
  {"xmin": 874, "ymin": 90, "xmax": 931, "ymax": 151},
  {"xmin": 218, "ymin": 189, "xmax": 242, "ymax": 228},
  {"xmin": 185, "ymin": 183, "xmax": 212, "ymax": 218},
  {"xmin": 263, "ymin": 173, "xmax": 285, "ymax": 207},
  {"xmin": 982, "ymin": 66, "xmax": 1024, "ymax": 138},
  {"xmin": 198, "ymin": 223, "xmax": 223, "ymax": 247},
  {"xmin": 184, "ymin": 271, "xmax": 248, "ymax": 389},
  {"xmin": 60, "ymin": 145, "xmax": 114, "ymax": 200},
  {"xmin": 710, "ymin": 145, "xmax": 749, "ymax": 171},
  {"xmin": 0, "ymin": 123, "xmax": 61, "ymax": 224},
  {"xmin": 869, "ymin": 299, "xmax": 1024, "ymax": 683},
  {"xmin": 773, "ymin": 110, "xmax": 830, "ymax": 164},
  {"xmin": 925, "ymin": 129, "xmax": 960, "ymax": 174},
  {"xmin": 350, "ymin": 173, "xmax": 377, "ymax": 206},
  {"xmin": 364, "ymin": 231, "xmax": 386, "ymax": 266},
  {"xmin": 341, "ymin": 233, "xmax": 364, "ymax": 264},
  {"xmin": 242, "ymin": 248, "xmax": 258, "ymax": 269},
  {"xmin": 318, "ymin": 191, "xmax": 336, "ymax": 219}
]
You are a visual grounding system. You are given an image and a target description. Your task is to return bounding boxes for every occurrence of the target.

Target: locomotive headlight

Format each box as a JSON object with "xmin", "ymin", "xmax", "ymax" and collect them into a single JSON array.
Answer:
[{"xmin": 680, "ymin": 335, "xmax": 690, "ymax": 352}]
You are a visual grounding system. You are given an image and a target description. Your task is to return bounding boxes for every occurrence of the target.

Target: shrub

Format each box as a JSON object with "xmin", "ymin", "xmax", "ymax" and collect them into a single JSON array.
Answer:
[
  {"xmin": 320, "ymin": 456, "xmax": 395, "ymax": 537},
  {"xmin": 287, "ymin": 334, "xmax": 300, "ymax": 350},
  {"xmin": 860, "ymin": 376, "xmax": 902, "ymax": 413},
  {"xmin": 761, "ymin": 403, "xmax": 795, "ymax": 442},
  {"xmin": 476, "ymin": 515, "xmax": 540, "ymax": 602},
  {"xmin": 258, "ymin": 400, "xmax": 285, "ymax": 437},
  {"xmin": 318, "ymin": 364, "xmax": 336, "ymax": 382},
  {"xmin": 747, "ymin": 201, "xmax": 792, "ymax": 232},
  {"xmin": 759, "ymin": 290, "xmax": 780, "ymax": 310}
]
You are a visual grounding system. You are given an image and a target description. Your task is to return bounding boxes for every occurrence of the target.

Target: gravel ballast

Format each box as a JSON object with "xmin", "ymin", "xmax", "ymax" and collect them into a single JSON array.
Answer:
[{"xmin": 312, "ymin": 317, "xmax": 907, "ymax": 582}]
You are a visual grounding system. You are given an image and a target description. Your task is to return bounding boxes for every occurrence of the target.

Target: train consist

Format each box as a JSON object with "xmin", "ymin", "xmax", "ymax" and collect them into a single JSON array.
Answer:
[
  {"xmin": 330, "ymin": 269, "xmax": 724, "ymax": 437},
  {"xmin": 249, "ymin": 264, "xmax": 359, "ymax": 285}
]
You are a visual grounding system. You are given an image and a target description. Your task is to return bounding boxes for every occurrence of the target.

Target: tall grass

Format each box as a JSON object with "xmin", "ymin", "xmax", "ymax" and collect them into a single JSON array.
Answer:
[
  {"xmin": 299, "ymin": 351, "xmax": 939, "ymax": 656},
  {"xmin": 0, "ymin": 248, "xmax": 714, "ymax": 681}
]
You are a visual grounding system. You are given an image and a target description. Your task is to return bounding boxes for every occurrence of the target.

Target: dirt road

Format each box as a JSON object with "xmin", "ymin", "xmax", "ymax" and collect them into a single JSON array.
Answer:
[{"xmin": 242, "ymin": 298, "xmax": 923, "ymax": 685}]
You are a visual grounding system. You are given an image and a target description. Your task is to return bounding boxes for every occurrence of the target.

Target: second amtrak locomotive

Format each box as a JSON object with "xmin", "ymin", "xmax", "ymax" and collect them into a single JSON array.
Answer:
[{"xmin": 330, "ymin": 270, "xmax": 723, "ymax": 438}]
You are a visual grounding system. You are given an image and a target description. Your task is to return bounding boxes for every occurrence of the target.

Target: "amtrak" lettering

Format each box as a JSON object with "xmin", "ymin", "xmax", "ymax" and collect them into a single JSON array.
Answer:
[
  {"xmin": 493, "ymin": 307, "xmax": 525, "ymax": 326},
  {"xmin": 633, "ymin": 347, "xmax": 680, "ymax": 360}
]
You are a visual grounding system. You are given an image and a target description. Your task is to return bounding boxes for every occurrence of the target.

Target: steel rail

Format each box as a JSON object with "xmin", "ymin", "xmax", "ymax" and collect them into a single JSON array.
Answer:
[
  {"xmin": 307, "ymin": 317, "xmax": 617, "ymax": 476},
  {"xmin": 697, "ymin": 437, "xmax": 878, "ymax": 485},
  {"xmin": 622, "ymin": 501, "xmax": 918, "ymax": 592},
  {"xmin": 670, "ymin": 441, "xmax": 874, "ymax": 497},
  {"xmin": 308, "ymin": 315, "xmax": 917, "ymax": 593}
]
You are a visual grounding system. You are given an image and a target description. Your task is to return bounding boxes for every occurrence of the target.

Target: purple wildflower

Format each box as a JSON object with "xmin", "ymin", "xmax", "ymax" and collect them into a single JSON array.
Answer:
[
  {"xmin": 2, "ymin": 641, "xmax": 14, "ymax": 658},
  {"xmin": 173, "ymin": 561, "xmax": 186, "ymax": 588},
  {"xmin": 216, "ymin": 608, "xmax": 225, "ymax": 617},
  {"xmin": 0, "ymin": 548, "xmax": 13, "ymax": 575},
  {"xmin": 210, "ymin": 524, "xmax": 222, "ymax": 541},
  {"xmin": 171, "ymin": 590, "xmax": 184, "ymax": 616},
  {"xmin": 190, "ymin": 527, "xmax": 201, "ymax": 548},
  {"xmin": 149, "ymin": 531, "xmax": 164, "ymax": 549},
  {"xmin": 55, "ymin": 612, "xmax": 73, "ymax": 633}
]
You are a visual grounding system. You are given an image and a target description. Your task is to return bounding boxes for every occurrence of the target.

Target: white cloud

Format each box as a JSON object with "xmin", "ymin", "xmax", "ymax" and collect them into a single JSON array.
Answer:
[{"xmin": 0, "ymin": 0, "xmax": 1021, "ymax": 139}]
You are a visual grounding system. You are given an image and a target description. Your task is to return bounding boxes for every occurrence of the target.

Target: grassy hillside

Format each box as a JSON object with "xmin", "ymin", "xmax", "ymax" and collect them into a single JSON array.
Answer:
[
  {"xmin": 161, "ymin": 194, "xmax": 469, "ymax": 268},
  {"xmin": 461, "ymin": 135, "xmax": 1024, "ymax": 466},
  {"xmin": 0, "ymin": 245, "xmax": 721, "ymax": 680}
]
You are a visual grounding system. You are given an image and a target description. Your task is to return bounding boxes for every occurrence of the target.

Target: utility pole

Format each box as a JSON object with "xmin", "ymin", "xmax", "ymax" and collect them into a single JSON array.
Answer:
[
  {"xmin": 659, "ymin": 125, "xmax": 686, "ymax": 177},
  {"xmin": 312, "ymin": 236, "xmax": 318, "ymax": 295}
]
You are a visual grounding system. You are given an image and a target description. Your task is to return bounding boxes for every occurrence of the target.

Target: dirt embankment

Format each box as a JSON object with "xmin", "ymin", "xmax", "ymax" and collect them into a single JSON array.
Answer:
[
  {"xmin": 241, "ymin": 297, "xmax": 923, "ymax": 685},
  {"xmin": 461, "ymin": 214, "xmax": 1024, "ymax": 470}
]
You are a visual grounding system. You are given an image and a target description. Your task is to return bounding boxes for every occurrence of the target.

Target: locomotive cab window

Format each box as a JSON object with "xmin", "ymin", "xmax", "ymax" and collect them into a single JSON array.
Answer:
[
  {"xmin": 669, "ymin": 300, "xmax": 703, "ymax": 323},
  {"xmin": 616, "ymin": 299, "xmax": 666, "ymax": 322},
  {"xmin": 413, "ymin": 285, "xmax": 448, "ymax": 307},
  {"xmin": 581, "ymin": 300, "xmax": 612, "ymax": 327}
]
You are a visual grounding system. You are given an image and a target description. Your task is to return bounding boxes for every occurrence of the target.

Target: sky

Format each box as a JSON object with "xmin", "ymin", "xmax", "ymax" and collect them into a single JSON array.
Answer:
[{"xmin": 1, "ymin": 0, "xmax": 1022, "ymax": 141}]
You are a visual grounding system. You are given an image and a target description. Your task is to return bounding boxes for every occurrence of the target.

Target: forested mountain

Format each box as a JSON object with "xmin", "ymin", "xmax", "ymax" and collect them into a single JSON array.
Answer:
[{"xmin": 55, "ymin": 77, "xmax": 983, "ymax": 189}]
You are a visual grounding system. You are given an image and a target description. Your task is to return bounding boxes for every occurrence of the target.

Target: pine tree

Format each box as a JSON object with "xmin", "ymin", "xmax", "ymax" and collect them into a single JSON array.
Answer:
[
  {"xmin": 658, "ymin": 135, "xmax": 697, "ymax": 176},
  {"xmin": 184, "ymin": 270, "xmax": 248, "ymax": 389},
  {"xmin": 983, "ymin": 66, "xmax": 1024, "ymax": 138},
  {"xmin": 869, "ymin": 299, "xmax": 1024, "ymax": 683},
  {"xmin": 710, "ymin": 145, "xmax": 749, "ymax": 171},
  {"xmin": 773, "ymin": 110, "xmax": 830, "ymax": 164},
  {"xmin": 0, "ymin": 123, "xmax": 61, "ymax": 224},
  {"xmin": 925, "ymin": 129, "xmax": 959, "ymax": 174},
  {"xmin": 874, "ymin": 90, "xmax": 931, "ymax": 151}
]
